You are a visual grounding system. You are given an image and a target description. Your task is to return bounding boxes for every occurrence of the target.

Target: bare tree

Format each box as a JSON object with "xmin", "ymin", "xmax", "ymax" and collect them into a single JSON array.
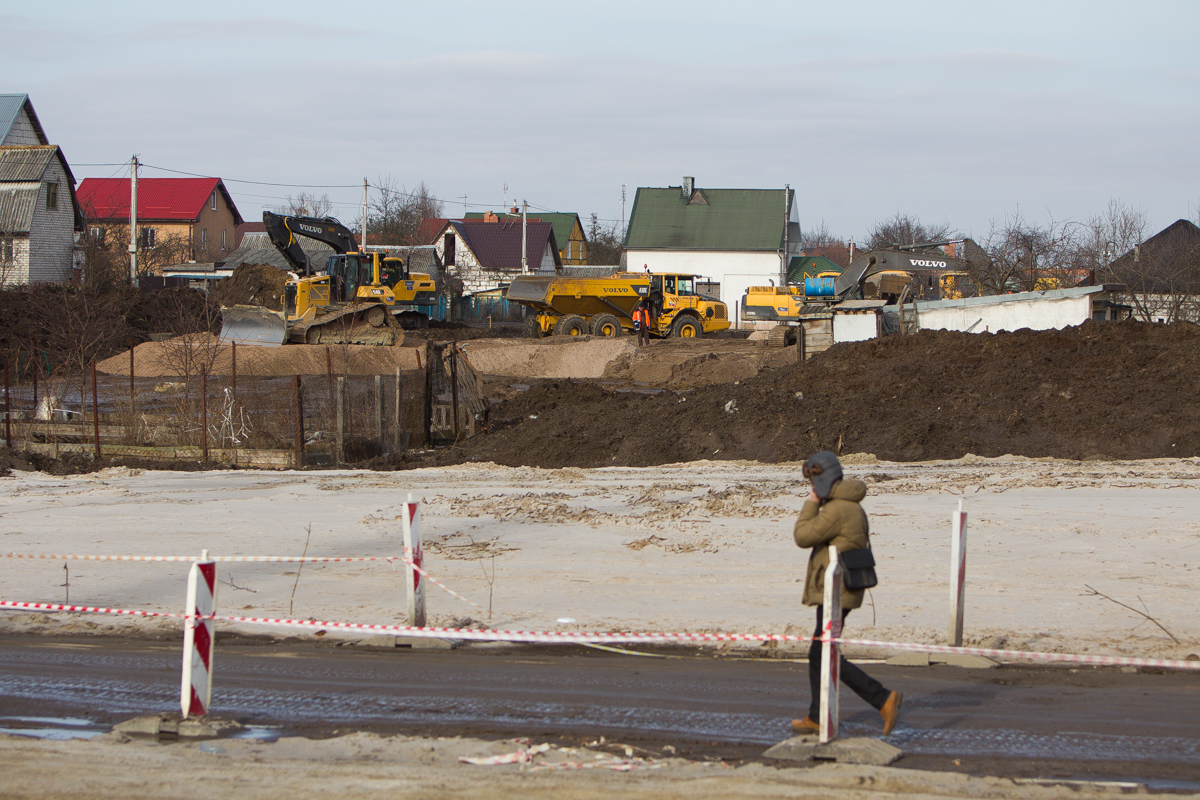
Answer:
[
  {"xmin": 277, "ymin": 192, "xmax": 334, "ymax": 218},
  {"xmin": 800, "ymin": 219, "xmax": 840, "ymax": 248},
  {"xmin": 585, "ymin": 213, "xmax": 623, "ymax": 266},
  {"xmin": 367, "ymin": 178, "xmax": 444, "ymax": 246},
  {"xmin": 966, "ymin": 209, "xmax": 1087, "ymax": 295},
  {"xmin": 865, "ymin": 213, "xmax": 956, "ymax": 251},
  {"xmin": 1097, "ymin": 203, "xmax": 1200, "ymax": 322}
]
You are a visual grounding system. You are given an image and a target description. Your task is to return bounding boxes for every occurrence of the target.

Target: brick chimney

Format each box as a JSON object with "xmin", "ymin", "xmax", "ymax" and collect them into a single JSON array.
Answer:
[{"xmin": 682, "ymin": 176, "xmax": 694, "ymax": 199}]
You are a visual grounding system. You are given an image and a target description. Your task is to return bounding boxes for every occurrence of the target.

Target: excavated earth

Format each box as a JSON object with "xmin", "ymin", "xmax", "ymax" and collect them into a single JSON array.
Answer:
[{"xmin": 380, "ymin": 319, "xmax": 1200, "ymax": 469}]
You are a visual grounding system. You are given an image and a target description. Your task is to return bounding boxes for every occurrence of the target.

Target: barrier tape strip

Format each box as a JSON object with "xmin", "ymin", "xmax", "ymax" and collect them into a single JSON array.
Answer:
[{"xmin": 3, "ymin": 600, "xmax": 1199, "ymax": 672}]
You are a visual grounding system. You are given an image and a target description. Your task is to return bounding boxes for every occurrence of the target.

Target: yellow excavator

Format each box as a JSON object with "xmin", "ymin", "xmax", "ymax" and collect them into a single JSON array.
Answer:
[{"xmin": 219, "ymin": 212, "xmax": 438, "ymax": 346}]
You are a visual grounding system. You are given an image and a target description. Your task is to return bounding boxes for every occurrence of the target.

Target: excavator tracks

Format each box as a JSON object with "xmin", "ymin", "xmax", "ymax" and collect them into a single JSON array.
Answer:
[
  {"xmin": 292, "ymin": 303, "xmax": 402, "ymax": 346},
  {"xmin": 765, "ymin": 324, "xmax": 799, "ymax": 348}
]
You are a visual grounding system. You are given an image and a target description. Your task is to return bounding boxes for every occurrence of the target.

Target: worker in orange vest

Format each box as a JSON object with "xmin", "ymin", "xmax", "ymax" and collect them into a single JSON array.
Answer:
[{"xmin": 634, "ymin": 298, "xmax": 651, "ymax": 346}]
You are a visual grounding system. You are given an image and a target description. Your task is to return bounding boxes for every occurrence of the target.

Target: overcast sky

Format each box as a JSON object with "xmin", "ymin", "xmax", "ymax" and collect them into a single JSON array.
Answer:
[{"xmin": 4, "ymin": 1, "xmax": 1197, "ymax": 241}]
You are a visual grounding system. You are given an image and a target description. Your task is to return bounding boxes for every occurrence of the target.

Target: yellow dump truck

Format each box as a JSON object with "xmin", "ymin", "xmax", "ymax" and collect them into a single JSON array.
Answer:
[{"xmin": 505, "ymin": 272, "xmax": 730, "ymax": 339}]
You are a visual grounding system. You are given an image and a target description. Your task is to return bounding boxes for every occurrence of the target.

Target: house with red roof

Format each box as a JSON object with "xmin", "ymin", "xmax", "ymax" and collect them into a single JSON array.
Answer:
[
  {"xmin": 76, "ymin": 177, "xmax": 243, "ymax": 270},
  {"xmin": 429, "ymin": 218, "xmax": 561, "ymax": 294}
]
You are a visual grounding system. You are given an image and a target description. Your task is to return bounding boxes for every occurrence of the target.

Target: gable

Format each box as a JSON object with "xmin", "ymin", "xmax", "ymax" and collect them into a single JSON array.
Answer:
[
  {"xmin": 0, "ymin": 145, "xmax": 83, "ymax": 231},
  {"xmin": 0, "ymin": 95, "xmax": 48, "ymax": 146},
  {"xmin": 625, "ymin": 187, "xmax": 792, "ymax": 251},
  {"xmin": 77, "ymin": 177, "xmax": 243, "ymax": 224}
]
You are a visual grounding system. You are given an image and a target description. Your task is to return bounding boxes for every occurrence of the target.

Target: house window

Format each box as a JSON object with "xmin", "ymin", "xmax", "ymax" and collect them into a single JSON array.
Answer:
[
  {"xmin": 445, "ymin": 233, "xmax": 456, "ymax": 266},
  {"xmin": 89, "ymin": 226, "xmax": 105, "ymax": 245},
  {"xmin": 140, "ymin": 227, "xmax": 156, "ymax": 249},
  {"xmin": 220, "ymin": 229, "xmax": 226, "ymax": 250},
  {"xmin": 2, "ymin": 235, "xmax": 13, "ymax": 264},
  {"xmin": 211, "ymin": 191, "xmax": 217, "ymax": 210},
  {"xmin": 46, "ymin": 182, "xmax": 58, "ymax": 209},
  {"xmin": 200, "ymin": 228, "xmax": 207, "ymax": 250}
]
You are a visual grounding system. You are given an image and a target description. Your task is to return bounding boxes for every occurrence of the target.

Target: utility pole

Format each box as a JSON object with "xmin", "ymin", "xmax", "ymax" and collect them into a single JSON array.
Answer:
[
  {"xmin": 621, "ymin": 184, "xmax": 627, "ymax": 236},
  {"xmin": 521, "ymin": 200, "xmax": 528, "ymax": 274},
  {"xmin": 128, "ymin": 156, "xmax": 138, "ymax": 288},
  {"xmin": 361, "ymin": 178, "xmax": 368, "ymax": 249},
  {"xmin": 781, "ymin": 183, "xmax": 791, "ymax": 286}
]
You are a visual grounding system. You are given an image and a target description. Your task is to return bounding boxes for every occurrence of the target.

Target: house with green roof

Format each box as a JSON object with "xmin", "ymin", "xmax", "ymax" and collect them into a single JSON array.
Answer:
[
  {"xmin": 623, "ymin": 177, "xmax": 799, "ymax": 325},
  {"xmin": 465, "ymin": 210, "xmax": 587, "ymax": 265}
]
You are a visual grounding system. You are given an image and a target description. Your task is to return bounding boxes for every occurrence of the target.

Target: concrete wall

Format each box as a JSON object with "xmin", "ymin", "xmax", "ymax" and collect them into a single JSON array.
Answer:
[
  {"xmin": 0, "ymin": 236, "xmax": 30, "ymax": 285},
  {"xmin": 833, "ymin": 313, "xmax": 880, "ymax": 343},
  {"xmin": 917, "ymin": 293, "xmax": 1093, "ymax": 333}
]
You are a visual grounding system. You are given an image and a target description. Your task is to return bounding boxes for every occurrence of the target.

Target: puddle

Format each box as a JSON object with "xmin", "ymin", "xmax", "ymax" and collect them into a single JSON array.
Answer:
[
  {"xmin": 229, "ymin": 725, "xmax": 281, "ymax": 742},
  {"xmin": 0, "ymin": 716, "xmax": 107, "ymax": 740}
]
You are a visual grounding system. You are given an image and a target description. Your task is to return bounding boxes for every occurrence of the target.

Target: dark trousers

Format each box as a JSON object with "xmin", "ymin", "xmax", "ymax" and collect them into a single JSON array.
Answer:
[{"xmin": 808, "ymin": 606, "xmax": 890, "ymax": 719}]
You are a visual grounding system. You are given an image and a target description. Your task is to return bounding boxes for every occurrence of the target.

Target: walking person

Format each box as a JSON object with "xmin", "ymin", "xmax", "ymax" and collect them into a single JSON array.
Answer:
[
  {"xmin": 791, "ymin": 450, "xmax": 902, "ymax": 736},
  {"xmin": 634, "ymin": 298, "xmax": 651, "ymax": 346}
]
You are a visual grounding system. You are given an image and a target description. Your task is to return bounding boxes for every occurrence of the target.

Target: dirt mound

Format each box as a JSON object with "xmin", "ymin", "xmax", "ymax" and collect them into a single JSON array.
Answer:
[
  {"xmin": 209, "ymin": 264, "xmax": 288, "ymax": 310},
  {"xmin": 460, "ymin": 338, "xmax": 638, "ymax": 379},
  {"xmin": 413, "ymin": 320, "xmax": 1200, "ymax": 468}
]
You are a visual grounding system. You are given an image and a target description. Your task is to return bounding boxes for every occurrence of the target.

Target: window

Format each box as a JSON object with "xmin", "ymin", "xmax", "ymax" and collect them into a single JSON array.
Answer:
[
  {"xmin": 211, "ymin": 191, "xmax": 217, "ymax": 210},
  {"xmin": 220, "ymin": 229, "xmax": 226, "ymax": 250},
  {"xmin": 2, "ymin": 235, "xmax": 13, "ymax": 264},
  {"xmin": 445, "ymin": 233, "xmax": 456, "ymax": 266},
  {"xmin": 200, "ymin": 228, "xmax": 207, "ymax": 250},
  {"xmin": 46, "ymin": 182, "xmax": 58, "ymax": 209},
  {"xmin": 140, "ymin": 227, "xmax": 156, "ymax": 249},
  {"xmin": 89, "ymin": 226, "xmax": 106, "ymax": 246}
]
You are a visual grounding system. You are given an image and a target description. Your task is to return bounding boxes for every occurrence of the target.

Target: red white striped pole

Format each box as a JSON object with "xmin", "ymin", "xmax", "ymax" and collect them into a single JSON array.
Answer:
[
  {"xmin": 949, "ymin": 499, "xmax": 968, "ymax": 646},
  {"xmin": 402, "ymin": 495, "xmax": 426, "ymax": 627},
  {"xmin": 819, "ymin": 546, "xmax": 843, "ymax": 744},
  {"xmin": 181, "ymin": 550, "xmax": 216, "ymax": 718}
]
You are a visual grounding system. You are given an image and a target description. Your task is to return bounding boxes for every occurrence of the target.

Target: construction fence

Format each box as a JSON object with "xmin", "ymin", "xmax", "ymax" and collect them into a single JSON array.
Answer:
[{"xmin": 0, "ymin": 343, "xmax": 487, "ymax": 469}]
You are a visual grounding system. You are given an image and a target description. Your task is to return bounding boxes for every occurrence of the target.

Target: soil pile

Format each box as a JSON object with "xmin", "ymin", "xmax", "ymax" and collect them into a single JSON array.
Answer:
[
  {"xmin": 209, "ymin": 264, "xmax": 287, "ymax": 310},
  {"xmin": 461, "ymin": 337, "xmax": 638, "ymax": 380},
  {"xmin": 415, "ymin": 320, "xmax": 1200, "ymax": 467}
]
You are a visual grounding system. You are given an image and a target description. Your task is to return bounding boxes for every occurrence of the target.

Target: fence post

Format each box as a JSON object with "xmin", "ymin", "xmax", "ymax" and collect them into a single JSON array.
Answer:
[
  {"xmin": 129, "ymin": 343, "xmax": 135, "ymax": 410},
  {"xmin": 799, "ymin": 324, "xmax": 807, "ymax": 362},
  {"xmin": 336, "ymin": 376, "xmax": 345, "ymax": 463},
  {"xmin": 325, "ymin": 346, "xmax": 334, "ymax": 408},
  {"xmin": 231, "ymin": 341, "xmax": 237, "ymax": 395},
  {"xmin": 423, "ymin": 345, "xmax": 433, "ymax": 448},
  {"xmin": 394, "ymin": 366, "xmax": 404, "ymax": 452},
  {"xmin": 819, "ymin": 545, "xmax": 843, "ymax": 744},
  {"xmin": 401, "ymin": 494, "xmax": 426, "ymax": 627},
  {"xmin": 293, "ymin": 375, "xmax": 304, "ymax": 469},
  {"xmin": 180, "ymin": 551, "xmax": 216, "ymax": 718},
  {"xmin": 949, "ymin": 499, "xmax": 968, "ymax": 647},
  {"xmin": 199, "ymin": 368, "xmax": 208, "ymax": 464},
  {"xmin": 91, "ymin": 361, "xmax": 102, "ymax": 460},
  {"xmin": 450, "ymin": 349, "xmax": 460, "ymax": 441},
  {"xmin": 4, "ymin": 359, "xmax": 11, "ymax": 449},
  {"xmin": 374, "ymin": 374, "xmax": 383, "ymax": 451}
]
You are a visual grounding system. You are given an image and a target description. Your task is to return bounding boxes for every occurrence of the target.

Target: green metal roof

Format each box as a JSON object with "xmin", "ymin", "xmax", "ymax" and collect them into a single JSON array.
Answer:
[
  {"xmin": 624, "ymin": 187, "xmax": 792, "ymax": 251},
  {"xmin": 787, "ymin": 256, "xmax": 843, "ymax": 284},
  {"xmin": 464, "ymin": 211, "xmax": 582, "ymax": 252}
]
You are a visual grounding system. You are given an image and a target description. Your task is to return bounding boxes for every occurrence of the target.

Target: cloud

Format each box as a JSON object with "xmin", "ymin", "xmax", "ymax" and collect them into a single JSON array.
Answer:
[{"xmin": 136, "ymin": 17, "xmax": 362, "ymax": 41}]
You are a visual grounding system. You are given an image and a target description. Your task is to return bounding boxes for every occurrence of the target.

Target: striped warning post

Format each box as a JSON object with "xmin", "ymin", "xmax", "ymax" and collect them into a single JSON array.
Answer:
[
  {"xmin": 819, "ymin": 546, "xmax": 843, "ymax": 744},
  {"xmin": 180, "ymin": 557, "xmax": 216, "ymax": 718},
  {"xmin": 402, "ymin": 496, "xmax": 426, "ymax": 627}
]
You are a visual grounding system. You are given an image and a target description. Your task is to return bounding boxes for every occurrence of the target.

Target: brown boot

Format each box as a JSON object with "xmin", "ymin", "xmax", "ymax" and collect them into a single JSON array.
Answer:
[
  {"xmin": 790, "ymin": 716, "xmax": 820, "ymax": 735},
  {"xmin": 880, "ymin": 691, "xmax": 902, "ymax": 735}
]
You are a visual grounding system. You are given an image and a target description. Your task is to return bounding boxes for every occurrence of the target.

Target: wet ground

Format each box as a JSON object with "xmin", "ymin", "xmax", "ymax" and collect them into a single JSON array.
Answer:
[{"xmin": 1, "ymin": 633, "xmax": 1198, "ymax": 789}]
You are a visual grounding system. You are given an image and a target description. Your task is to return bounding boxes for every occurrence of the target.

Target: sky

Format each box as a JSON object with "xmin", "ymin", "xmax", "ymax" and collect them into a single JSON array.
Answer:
[{"xmin": 4, "ymin": 0, "xmax": 1198, "ymax": 242}]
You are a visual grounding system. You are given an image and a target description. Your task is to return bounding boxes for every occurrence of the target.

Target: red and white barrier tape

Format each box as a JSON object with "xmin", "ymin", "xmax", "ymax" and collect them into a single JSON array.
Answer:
[
  {"xmin": 3, "ymin": 553, "xmax": 397, "ymax": 563},
  {"xmin": 3, "ymin": 599, "xmax": 1199, "ymax": 672}
]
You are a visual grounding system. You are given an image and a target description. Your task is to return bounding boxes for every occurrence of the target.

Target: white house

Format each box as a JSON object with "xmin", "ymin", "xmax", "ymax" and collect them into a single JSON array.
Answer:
[
  {"xmin": 0, "ymin": 145, "xmax": 83, "ymax": 285},
  {"xmin": 623, "ymin": 177, "xmax": 798, "ymax": 325}
]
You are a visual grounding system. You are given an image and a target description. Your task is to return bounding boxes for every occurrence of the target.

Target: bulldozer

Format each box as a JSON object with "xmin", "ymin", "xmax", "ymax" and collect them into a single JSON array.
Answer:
[{"xmin": 219, "ymin": 212, "xmax": 438, "ymax": 346}]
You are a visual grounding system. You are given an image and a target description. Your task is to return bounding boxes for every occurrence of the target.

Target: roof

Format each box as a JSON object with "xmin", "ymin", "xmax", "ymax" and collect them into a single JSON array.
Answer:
[
  {"xmin": 0, "ymin": 95, "xmax": 48, "ymax": 145},
  {"xmin": 465, "ymin": 211, "xmax": 584, "ymax": 250},
  {"xmin": 562, "ymin": 266, "xmax": 618, "ymax": 278},
  {"xmin": 221, "ymin": 231, "xmax": 332, "ymax": 271},
  {"xmin": 455, "ymin": 219, "xmax": 560, "ymax": 271},
  {"xmin": 234, "ymin": 221, "xmax": 265, "ymax": 249},
  {"xmin": 415, "ymin": 218, "xmax": 450, "ymax": 245},
  {"xmin": 624, "ymin": 186, "xmax": 793, "ymax": 251},
  {"xmin": 787, "ymin": 256, "xmax": 843, "ymax": 283},
  {"xmin": 77, "ymin": 177, "xmax": 244, "ymax": 225},
  {"xmin": 0, "ymin": 145, "xmax": 84, "ymax": 231},
  {"xmin": 912, "ymin": 284, "xmax": 1119, "ymax": 312},
  {"xmin": 0, "ymin": 186, "xmax": 38, "ymax": 233}
]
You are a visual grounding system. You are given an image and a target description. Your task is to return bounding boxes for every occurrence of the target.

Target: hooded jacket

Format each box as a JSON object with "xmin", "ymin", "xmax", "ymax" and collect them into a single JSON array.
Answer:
[{"xmin": 792, "ymin": 478, "xmax": 870, "ymax": 608}]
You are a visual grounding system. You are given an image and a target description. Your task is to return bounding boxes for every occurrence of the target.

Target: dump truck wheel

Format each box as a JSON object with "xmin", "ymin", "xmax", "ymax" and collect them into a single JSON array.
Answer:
[
  {"xmin": 591, "ymin": 313, "xmax": 622, "ymax": 337},
  {"xmin": 671, "ymin": 316, "xmax": 702, "ymax": 339},
  {"xmin": 523, "ymin": 316, "xmax": 544, "ymax": 338},
  {"xmin": 553, "ymin": 314, "xmax": 589, "ymax": 336}
]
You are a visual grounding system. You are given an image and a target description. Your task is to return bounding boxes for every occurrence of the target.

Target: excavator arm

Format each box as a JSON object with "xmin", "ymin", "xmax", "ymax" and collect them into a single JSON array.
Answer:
[
  {"xmin": 262, "ymin": 211, "xmax": 360, "ymax": 276},
  {"xmin": 833, "ymin": 242, "xmax": 965, "ymax": 301}
]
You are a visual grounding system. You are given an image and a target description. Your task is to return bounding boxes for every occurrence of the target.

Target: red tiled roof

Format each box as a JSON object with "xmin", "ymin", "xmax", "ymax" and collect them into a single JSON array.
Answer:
[
  {"xmin": 415, "ymin": 218, "xmax": 450, "ymax": 245},
  {"xmin": 76, "ymin": 177, "xmax": 243, "ymax": 224}
]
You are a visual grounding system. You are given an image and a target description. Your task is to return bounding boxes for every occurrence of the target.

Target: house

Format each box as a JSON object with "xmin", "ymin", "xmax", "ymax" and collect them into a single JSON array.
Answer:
[
  {"xmin": 623, "ymin": 177, "xmax": 798, "ymax": 322},
  {"xmin": 1105, "ymin": 219, "xmax": 1200, "ymax": 323},
  {"xmin": 431, "ymin": 219, "xmax": 561, "ymax": 294},
  {"xmin": 787, "ymin": 255, "xmax": 843, "ymax": 284},
  {"xmin": 0, "ymin": 145, "xmax": 84, "ymax": 285},
  {"xmin": 465, "ymin": 210, "xmax": 588, "ymax": 265},
  {"xmin": 0, "ymin": 94, "xmax": 49, "ymax": 147},
  {"xmin": 76, "ymin": 177, "xmax": 244, "ymax": 269}
]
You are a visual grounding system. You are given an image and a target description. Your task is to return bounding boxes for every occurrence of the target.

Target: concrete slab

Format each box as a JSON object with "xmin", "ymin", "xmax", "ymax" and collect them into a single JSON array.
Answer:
[
  {"xmin": 396, "ymin": 637, "xmax": 462, "ymax": 650},
  {"xmin": 763, "ymin": 736, "xmax": 901, "ymax": 766},
  {"xmin": 885, "ymin": 652, "xmax": 931, "ymax": 666},
  {"xmin": 932, "ymin": 653, "xmax": 998, "ymax": 669}
]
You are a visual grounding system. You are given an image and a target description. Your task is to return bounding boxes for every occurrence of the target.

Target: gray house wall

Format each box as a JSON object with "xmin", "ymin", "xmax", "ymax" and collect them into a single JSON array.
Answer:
[
  {"xmin": 27, "ymin": 156, "xmax": 75, "ymax": 282},
  {"xmin": 2, "ymin": 108, "xmax": 43, "ymax": 146}
]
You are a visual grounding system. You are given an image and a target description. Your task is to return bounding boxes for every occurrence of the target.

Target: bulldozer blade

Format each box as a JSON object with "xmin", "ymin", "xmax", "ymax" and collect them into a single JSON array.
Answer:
[{"xmin": 220, "ymin": 305, "xmax": 286, "ymax": 346}]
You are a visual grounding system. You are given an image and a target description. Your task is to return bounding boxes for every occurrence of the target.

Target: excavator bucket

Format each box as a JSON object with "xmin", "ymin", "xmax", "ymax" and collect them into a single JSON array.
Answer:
[{"xmin": 219, "ymin": 305, "xmax": 287, "ymax": 346}]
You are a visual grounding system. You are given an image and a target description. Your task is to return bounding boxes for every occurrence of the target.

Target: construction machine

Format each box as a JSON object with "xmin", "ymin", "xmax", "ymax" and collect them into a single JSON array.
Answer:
[
  {"xmin": 741, "ymin": 242, "xmax": 972, "ymax": 346},
  {"xmin": 505, "ymin": 271, "xmax": 730, "ymax": 339},
  {"xmin": 219, "ymin": 212, "xmax": 438, "ymax": 346}
]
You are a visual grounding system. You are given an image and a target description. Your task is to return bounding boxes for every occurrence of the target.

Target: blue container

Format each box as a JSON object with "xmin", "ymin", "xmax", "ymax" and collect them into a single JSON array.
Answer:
[{"xmin": 804, "ymin": 276, "xmax": 835, "ymax": 297}]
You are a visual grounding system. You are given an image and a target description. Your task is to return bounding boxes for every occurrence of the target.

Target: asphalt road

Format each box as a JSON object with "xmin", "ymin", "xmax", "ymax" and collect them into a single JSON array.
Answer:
[{"xmin": 1, "ymin": 633, "xmax": 1198, "ymax": 787}]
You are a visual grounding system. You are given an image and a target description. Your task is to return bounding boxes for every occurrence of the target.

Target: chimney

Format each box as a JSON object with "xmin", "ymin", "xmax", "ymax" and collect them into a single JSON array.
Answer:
[{"xmin": 682, "ymin": 177, "xmax": 694, "ymax": 199}]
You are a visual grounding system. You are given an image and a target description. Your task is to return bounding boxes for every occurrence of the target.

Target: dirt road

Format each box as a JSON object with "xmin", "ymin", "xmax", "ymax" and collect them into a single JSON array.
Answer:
[{"xmin": 2, "ymin": 634, "xmax": 1198, "ymax": 794}]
